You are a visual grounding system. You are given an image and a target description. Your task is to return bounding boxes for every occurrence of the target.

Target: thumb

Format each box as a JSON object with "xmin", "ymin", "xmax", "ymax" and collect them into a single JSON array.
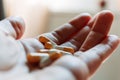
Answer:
[{"xmin": 0, "ymin": 16, "xmax": 25, "ymax": 39}]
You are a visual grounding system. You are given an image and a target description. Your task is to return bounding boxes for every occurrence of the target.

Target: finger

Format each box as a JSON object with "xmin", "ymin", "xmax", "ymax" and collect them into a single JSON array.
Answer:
[
  {"xmin": 75, "ymin": 35, "xmax": 120, "ymax": 76},
  {"xmin": 80, "ymin": 10, "xmax": 114, "ymax": 51},
  {"xmin": 7, "ymin": 16, "xmax": 25, "ymax": 39},
  {"xmin": 0, "ymin": 16, "xmax": 25, "ymax": 39},
  {"xmin": 37, "ymin": 13, "xmax": 91, "ymax": 44},
  {"xmin": 61, "ymin": 13, "xmax": 98, "ymax": 51}
]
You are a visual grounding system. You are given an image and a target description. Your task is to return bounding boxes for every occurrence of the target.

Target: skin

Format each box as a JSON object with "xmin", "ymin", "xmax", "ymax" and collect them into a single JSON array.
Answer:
[
  {"xmin": 3, "ymin": 0, "xmax": 48, "ymax": 38},
  {"xmin": 0, "ymin": 10, "xmax": 119, "ymax": 80}
]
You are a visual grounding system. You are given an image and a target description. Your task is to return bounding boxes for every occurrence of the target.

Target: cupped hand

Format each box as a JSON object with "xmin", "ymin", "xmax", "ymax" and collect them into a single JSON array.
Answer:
[{"xmin": 0, "ymin": 10, "xmax": 119, "ymax": 80}]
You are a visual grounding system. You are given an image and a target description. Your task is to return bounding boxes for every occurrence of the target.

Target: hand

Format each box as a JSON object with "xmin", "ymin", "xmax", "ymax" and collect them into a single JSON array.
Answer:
[{"xmin": 0, "ymin": 10, "xmax": 119, "ymax": 80}]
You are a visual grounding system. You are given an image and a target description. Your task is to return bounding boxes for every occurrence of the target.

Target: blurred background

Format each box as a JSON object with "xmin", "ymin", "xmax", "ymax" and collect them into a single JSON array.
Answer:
[{"xmin": 1, "ymin": 0, "xmax": 120, "ymax": 80}]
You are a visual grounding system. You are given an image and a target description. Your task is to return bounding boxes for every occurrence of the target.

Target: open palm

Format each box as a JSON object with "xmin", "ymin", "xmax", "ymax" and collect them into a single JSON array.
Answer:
[{"xmin": 0, "ymin": 10, "xmax": 119, "ymax": 80}]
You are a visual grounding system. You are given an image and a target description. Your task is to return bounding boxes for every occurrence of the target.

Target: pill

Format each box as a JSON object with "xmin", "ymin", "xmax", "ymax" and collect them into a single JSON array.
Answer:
[
  {"xmin": 38, "ymin": 49, "xmax": 72, "ymax": 55},
  {"xmin": 38, "ymin": 49, "xmax": 50, "ymax": 53},
  {"xmin": 55, "ymin": 46, "xmax": 74, "ymax": 54},
  {"xmin": 27, "ymin": 53, "xmax": 50, "ymax": 67},
  {"xmin": 60, "ymin": 50, "xmax": 72, "ymax": 55},
  {"xmin": 27, "ymin": 52, "xmax": 61, "ymax": 68},
  {"xmin": 47, "ymin": 50, "xmax": 72, "ymax": 67},
  {"xmin": 39, "ymin": 36, "xmax": 50, "ymax": 44},
  {"xmin": 45, "ymin": 42, "xmax": 55, "ymax": 49},
  {"xmin": 28, "ymin": 49, "xmax": 72, "ymax": 68},
  {"xmin": 38, "ymin": 53, "xmax": 51, "ymax": 68},
  {"xmin": 39, "ymin": 36, "xmax": 74, "ymax": 53},
  {"xmin": 28, "ymin": 35, "xmax": 75, "ymax": 68},
  {"xmin": 49, "ymin": 52, "xmax": 62, "ymax": 61},
  {"xmin": 27, "ymin": 53, "xmax": 41, "ymax": 64},
  {"xmin": 38, "ymin": 49, "xmax": 59, "ymax": 54},
  {"xmin": 39, "ymin": 36, "xmax": 56, "ymax": 45}
]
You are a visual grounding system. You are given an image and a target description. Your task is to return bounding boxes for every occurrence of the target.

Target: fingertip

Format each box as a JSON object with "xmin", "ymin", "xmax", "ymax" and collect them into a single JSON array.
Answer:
[
  {"xmin": 99, "ymin": 10, "xmax": 114, "ymax": 21},
  {"xmin": 92, "ymin": 10, "xmax": 114, "ymax": 35},
  {"xmin": 80, "ymin": 13, "xmax": 92, "ymax": 19},
  {"xmin": 72, "ymin": 13, "xmax": 92, "ymax": 20},
  {"xmin": 70, "ymin": 13, "xmax": 91, "ymax": 29},
  {"xmin": 15, "ymin": 16, "xmax": 25, "ymax": 39},
  {"xmin": 7, "ymin": 16, "xmax": 25, "ymax": 39},
  {"xmin": 14, "ymin": 16, "xmax": 25, "ymax": 30},
  {"xmin": 87, "ymin": 10, "xmax": 114, "ymax": 29}
]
